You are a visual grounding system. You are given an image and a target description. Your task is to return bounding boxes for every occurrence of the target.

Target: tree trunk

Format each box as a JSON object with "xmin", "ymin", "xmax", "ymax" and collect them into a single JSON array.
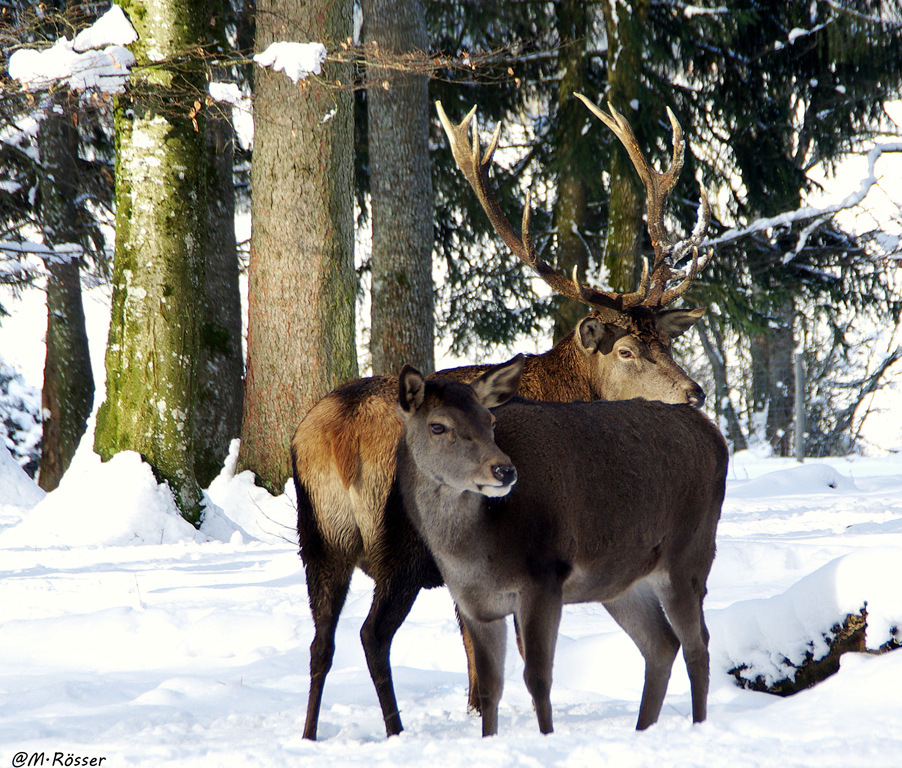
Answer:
[
  {"xmin": 600, "ymin": 0, "xmax": 648, "ymax": 293},
  {"xmin": 194, "ymin": 114, "xmax": 244, "ymax": 488},
  {"xmin": 239, "ymin": 0, "xmax": 357, "ymax": 493},
  {"xmin": 37, "ymin": 92, "xmax": 94, "ymax": 491},
  {"xmin": 364, "ymin": 0, "xmax": 434, "ymax": 375},
  {"xmin": 94, "ymin": 0, "xmax": 209, "ymax": 523},
  {"xmin": 697, "ymin": 317, "xmax": 747, "ymax": 452},
  {"xmin": 551, "ymin": 0, "xmax": 590, "ymax": 345},
  {"xmin": 751, "ymin": 296, "xmax": 795, "ymax": 457}
]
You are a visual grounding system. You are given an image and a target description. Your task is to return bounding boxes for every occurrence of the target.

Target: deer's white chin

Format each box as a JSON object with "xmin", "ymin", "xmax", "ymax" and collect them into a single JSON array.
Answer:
[{"xmin": 475, "ymin": 481, "xmax": 515, "ymax": 498}]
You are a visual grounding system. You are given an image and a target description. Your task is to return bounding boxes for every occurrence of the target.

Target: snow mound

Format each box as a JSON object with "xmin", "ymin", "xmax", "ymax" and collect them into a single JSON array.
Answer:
[
  {"xmin": 713, "ymin": 547, "xmax": 902, "ymax": 687},
  {"xmin": 0, "ymin": 450, "xmax": 205, "ymax": 548},
  {"xmin": 0, "ymin": 443, "xmax": 44, "ymax": 512},
  {"xmin": 729, "ymin": 462, "xmax": 857, "ymax": 498},
  {"xmin": 205, "ymin": 439, "xmax": 297, "ymax": 545}
]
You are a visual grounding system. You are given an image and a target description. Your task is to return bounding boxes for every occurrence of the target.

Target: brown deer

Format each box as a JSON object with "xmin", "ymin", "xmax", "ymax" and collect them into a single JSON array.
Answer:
[
  {"xmin": 395, "ymin": 357, "xmax": 729, "ymax": 735},
  {"xmin": 293, "ymin": 96, "xmax": 713, "ymax": 739}
]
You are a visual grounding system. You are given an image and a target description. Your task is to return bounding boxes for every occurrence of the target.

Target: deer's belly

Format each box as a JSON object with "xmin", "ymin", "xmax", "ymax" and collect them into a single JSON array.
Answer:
[{"xmin": 563, "ymin": 556, "xmax": 659, "ymax": 603}]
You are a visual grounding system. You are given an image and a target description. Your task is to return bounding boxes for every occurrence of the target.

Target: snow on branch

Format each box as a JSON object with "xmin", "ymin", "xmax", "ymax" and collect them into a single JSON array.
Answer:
[
  {"xmin": 253, "ymin": 42, "xmax": 327, "ymax": 84},
  {"xmin": 703, "ymin": 142, "xmax": 902, "ymax": 251},
  {"xmin": 7, "ymin": 5, "xmax": 137, "ymax": 94}
]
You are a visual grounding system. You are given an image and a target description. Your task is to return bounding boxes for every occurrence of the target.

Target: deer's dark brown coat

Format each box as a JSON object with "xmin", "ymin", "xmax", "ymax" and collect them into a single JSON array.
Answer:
[{"xmin": 396, "ymin": 360, "xmax": 729, "ymax": 735}]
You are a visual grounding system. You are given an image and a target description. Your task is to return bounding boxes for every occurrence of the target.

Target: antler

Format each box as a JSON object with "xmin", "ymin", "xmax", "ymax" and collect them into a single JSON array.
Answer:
[
  {"xmin": 573, "ymin": 94, "xmax": 712, "ymax": 308},
  {"xmin": 435, "ymin": 100, "xmax": 649, "ymax": 312}
]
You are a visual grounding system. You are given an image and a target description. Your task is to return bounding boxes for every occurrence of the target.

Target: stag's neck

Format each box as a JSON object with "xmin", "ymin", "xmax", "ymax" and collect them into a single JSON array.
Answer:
[{"xmin": 518, "ymin": 331, "xmax": 595, "ymax": 402}]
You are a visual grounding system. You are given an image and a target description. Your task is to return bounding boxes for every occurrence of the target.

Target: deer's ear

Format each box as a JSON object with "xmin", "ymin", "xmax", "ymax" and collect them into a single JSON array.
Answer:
[
  {"xmin": 471, "ymin": 354, "xmax": 524, "ymax": 409},
  {"xmin": 398, "ymin": 364, "xmax": 426, "ymax": 414},
  {"xmin": 656, "ymin": 306, "xmax": 706, "ymax": 339},
  {"xmin": 578, "ymin": 317, "xmax": 624, "ymax": 355}
]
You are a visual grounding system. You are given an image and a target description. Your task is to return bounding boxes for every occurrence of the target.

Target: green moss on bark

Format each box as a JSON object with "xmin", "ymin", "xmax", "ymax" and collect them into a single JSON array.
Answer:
[{"xmin": 94, "ymin": 0, "xmax": 211, "ymax": 524}]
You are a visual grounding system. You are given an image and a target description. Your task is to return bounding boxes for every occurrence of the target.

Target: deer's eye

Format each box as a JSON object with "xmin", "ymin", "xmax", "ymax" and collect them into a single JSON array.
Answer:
[{"xmin": 429, "ymin": 423, "xmax": 447, "ymax": 435}]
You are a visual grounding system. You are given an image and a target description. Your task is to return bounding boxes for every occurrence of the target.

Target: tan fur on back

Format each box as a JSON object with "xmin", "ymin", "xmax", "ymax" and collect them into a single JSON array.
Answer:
[{"xmin": 292, "ymin": 384, "xmax": 402, "ymax": 572}]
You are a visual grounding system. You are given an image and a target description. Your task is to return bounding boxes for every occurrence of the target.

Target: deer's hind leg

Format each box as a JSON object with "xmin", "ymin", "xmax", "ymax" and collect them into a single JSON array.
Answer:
[
  {"xmin": 656, "ymin": 572, "xmax": 711, "ymax": 724},
  {"xmin": 360, "ymin": 560, "xmax": 426, "ymax": 736},
  {"xmin": 302, "ymin": 549, "xmax": 355, "ymax": 740},
  {"xmin": 603, "ymin": 581, "xmax": 681, "ymax": 730}
]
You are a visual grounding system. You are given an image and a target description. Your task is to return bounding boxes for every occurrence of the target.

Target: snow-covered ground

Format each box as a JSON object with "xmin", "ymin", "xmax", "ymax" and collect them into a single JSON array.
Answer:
[
  {"xmin": 3, "ymin": 6, "xmax": 902, "ymax": 766},
  {"xmin": 1, "ymin": 417, "xmax": 901, "ymax": 766}
]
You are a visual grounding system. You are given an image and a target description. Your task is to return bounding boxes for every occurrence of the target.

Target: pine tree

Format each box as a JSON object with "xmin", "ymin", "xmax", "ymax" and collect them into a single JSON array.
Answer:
[
  {"xmin": 36, "ymin": 91, "xmax": 94, "ymax": 490},
  {"xmin": 657, "ymin": 0, "xmax": 902, "ymax": 453},
  {"xmin": 364, "ymin": 0, "xmax": 435, "ymax": 375},
  {"xmin": 238, "ymin": 0, "xmax": 357, "ymax": 493},
  {"xmin": 194, "ymin": 113, "xmax": 243, "ymax": 487}
]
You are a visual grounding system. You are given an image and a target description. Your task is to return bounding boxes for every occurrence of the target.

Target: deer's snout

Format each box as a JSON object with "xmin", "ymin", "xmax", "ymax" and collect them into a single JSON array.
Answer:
[{"xmin": 686, "ymin": 386, "xmax": 706, "ymax": 408}]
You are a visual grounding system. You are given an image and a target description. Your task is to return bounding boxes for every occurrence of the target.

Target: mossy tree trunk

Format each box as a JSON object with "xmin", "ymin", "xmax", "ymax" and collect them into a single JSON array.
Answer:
[
  {"xmin": 551, "ymin": 0, "xmax": 590, "ymax": 345},
  {"xmin": 238, "ymin": 0, "xmax": 357, "ymax": 493},
  {"xmin": 600, "ymin": 0, "xmax": 648, "ymax": 294},
  {"xmin": 194, "ymin": 114, "xmax": 243, "ymax": 487},
  {"xmin": 364, "ymin": 0, "xmax": 434, "ymax": 376},
  {"xmin": 37, "ymin": 92, "xmax": 95, "ymax": 491},
  {"xmin": 94, "ymin": 0, "xmax": 210, "ymax": 523}
]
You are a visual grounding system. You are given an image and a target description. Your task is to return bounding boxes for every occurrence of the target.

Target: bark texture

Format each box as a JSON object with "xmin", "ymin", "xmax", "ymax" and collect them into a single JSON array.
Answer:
[
  {"xmin": 94, "ymin": 0, "xmax": 209, "ymax": 522},
  {"xmin": 239, "ymin": 0, "xmax": 357, "ymax": 493},
  {"xmin": 551, "ymin": 0, "xmax": 590, "ymax": 344},
  {"xmin": 600, "ymin": 0, "xmax": 648, "ymax": 293},
  {"xmin": 696, "ymin": 318, "xmax": 747, "ymax": 452},
  {"xmin": 37, "ymin": 93, "xmax": 95, "ymax": 491},
  {"xmin": 194, "ymin": 115, "xmax": 243, "ymax": 487},
  {"xmin": 365, "ymin": 0, "xmax": 434, "ymax": 375},
  {"xmin": 751, "ymin": 295, "xmax": 796, "ymax": 456}
]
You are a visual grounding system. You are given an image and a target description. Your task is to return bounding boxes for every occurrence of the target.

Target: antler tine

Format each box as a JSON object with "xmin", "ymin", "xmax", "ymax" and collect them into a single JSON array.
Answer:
[
  {"xmin": 436, "ymin": 100, "xmax": 641, "ymax": 312},
  {"xmin": 575, "ymin": 93, "xmax": 685, "ymax": 262},
  {"xmin": 661, "ymin": 185, "xmax": 713, "ymax": 305},
  {"xmin": 436, "ymin": 100, "xmax": 525, "ymax": 261},
  {"xmin": 576, "ymin": 93, "xmax": 717, "ymax": 309},
  {"xmin": 660, "ymin": 106, "xmax": 685, "ymax": 197}
]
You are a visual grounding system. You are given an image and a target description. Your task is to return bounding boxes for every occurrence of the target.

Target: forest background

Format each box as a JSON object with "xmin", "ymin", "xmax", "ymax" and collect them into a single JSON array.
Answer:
[{"xmin": 1, "ymin": 0, "xmax": 901, "ymax": 524}]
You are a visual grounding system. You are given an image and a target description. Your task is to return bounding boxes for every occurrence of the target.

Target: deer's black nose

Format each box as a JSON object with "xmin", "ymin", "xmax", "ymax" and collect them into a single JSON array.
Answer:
[
  {"xmin": 687, "ymin": 387, "xmax": 706, "ymax": 408},
  {"xmin": 492, "ymin": 464, "xmax": 517, "ymax": 486}
]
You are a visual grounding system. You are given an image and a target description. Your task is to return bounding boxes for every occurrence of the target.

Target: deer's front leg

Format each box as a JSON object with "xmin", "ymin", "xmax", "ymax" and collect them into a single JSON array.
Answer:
[
  {"xmin": 517, "ymin": 586, "xmax": 564, "ymax": 735},
  {"xmin": 460, "ymin": 613, "xmax": 507, "ymax": 736}
]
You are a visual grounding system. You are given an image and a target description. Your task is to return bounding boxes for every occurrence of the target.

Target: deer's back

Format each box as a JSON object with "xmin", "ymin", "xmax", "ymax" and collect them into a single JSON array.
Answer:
[
  {"xmin": 425, "ymin": 398, "xmax": 728, "ymax": 605},
  {"xmin": 291, "ymin": 350, "xmax": 594, "ymax": 565}
]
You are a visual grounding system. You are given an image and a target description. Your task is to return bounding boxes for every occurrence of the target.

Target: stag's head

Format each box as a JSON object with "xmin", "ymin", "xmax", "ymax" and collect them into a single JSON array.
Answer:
[{"xmin": 436, "ymin": 97, "xmax": 712, "ymax": 407}]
